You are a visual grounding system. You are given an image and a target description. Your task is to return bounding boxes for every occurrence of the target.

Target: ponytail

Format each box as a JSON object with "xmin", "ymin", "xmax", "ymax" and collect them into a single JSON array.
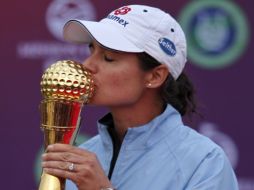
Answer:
[{"xmin": 161, "ymin": 73, "xmax": 197, "ymax": 116}]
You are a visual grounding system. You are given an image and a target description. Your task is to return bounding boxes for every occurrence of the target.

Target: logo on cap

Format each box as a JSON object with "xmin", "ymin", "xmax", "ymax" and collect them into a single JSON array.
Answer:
[
  {"xmin": 106, "ymin": 14, "xmax": 129, "ymax": 27},
  {"xmin": 114, "ymin": 6, "xmax": 131, "ymax": 15},
  {"xmin": 158, "ymin": 38, "xmax": 176, "ymax": 56}
]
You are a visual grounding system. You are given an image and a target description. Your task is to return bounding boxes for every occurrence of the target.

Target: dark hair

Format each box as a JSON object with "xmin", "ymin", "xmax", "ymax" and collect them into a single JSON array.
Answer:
[{"xmin": 137, "ymin": 52, "xmax": 197, "ymax": 116}]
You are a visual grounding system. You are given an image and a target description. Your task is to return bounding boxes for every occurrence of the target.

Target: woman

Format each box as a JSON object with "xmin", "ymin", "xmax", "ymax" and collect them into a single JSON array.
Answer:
[{"xmin": 42, "ymin": 5, "xmax": 238, "ymax": 190}]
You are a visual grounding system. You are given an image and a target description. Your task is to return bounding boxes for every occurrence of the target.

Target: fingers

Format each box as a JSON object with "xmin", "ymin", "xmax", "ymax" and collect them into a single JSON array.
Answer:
[
  {"xmin": 42, "ymin": 156, "xmax": 79, "ymax": 182},
  {"xmin": 42, "ymin": 144, "xmax": 94, "ymax": 164},
  {"xmin": 42, "ymin": 152, "xmax": 83, "ymax": 164},
  {"xmin": 46, "ymin": 144, "xmax": 74, "ymax": 152},
  {"xmin": 42, "ymin": 160, "xmax": 98, "ymax": 185},
  {"xmin": 41, "ymin": 144, "xmax": 99, "ymax": 173},
  {"xmin": 46, "ymin": 144, "xmax": 89, "ymax": 156},
  {"xmin": 43, "ymin": 167, "xmax": 76, "ymax": 180},
  {"xmin": 42, "ymin": 152, "xmax": 99, "ymax": 172},
  {"xmin": 41, "ymin": 143, "xmax": 106, "ymax": 187},
  {"xmin": 42, "ymin": 161, "xmax": 76, "ymax": 171}
]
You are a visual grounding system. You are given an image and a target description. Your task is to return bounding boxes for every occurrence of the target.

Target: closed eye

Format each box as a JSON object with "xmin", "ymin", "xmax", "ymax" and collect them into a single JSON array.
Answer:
[
  {"xmin": 104, "ymin": 54, "xmax": 114, "ymax": 62},
  {"xmin": 88, "ymin": 43, "xmax": 94, "ymax": 53}
]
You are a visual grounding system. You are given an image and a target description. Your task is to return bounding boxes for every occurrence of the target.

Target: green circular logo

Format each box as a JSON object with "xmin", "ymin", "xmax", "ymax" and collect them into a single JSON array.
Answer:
[
  {"xmin": 33, "ymin": 133, "xmax": 91, "ymax": 184},
  {"xmin": 179, "ymin": 0, "xmax": 249, "ymax": 69}
]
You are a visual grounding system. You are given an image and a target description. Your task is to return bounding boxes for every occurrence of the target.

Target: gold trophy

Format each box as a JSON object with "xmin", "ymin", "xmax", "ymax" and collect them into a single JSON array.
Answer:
[{"xmin": 38, "ymin": 60, "xmax": 94, "ymax": 190}]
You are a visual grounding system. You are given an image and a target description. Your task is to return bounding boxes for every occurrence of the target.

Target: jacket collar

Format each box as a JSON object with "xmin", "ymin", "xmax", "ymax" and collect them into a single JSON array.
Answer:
[{"xmin": 97, "ymin": 104, "xmax": 183, "ymax": 150}]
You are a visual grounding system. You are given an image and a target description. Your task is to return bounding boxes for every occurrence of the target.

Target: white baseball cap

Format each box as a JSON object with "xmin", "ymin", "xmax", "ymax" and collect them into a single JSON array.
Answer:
[{"xmin": 63, "ymin": 4, "xmax": 187, "ymax": 79}]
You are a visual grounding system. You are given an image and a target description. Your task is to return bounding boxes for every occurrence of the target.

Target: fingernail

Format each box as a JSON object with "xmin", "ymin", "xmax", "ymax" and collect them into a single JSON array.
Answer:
[
  {"xmin": 47, "ymin": 145, "xmax": 53, "ymax": 150},
  {"xmin": 46, "ymin": 145, "xmax": 53, "ymax": 152},
  {"xmin": 43, "ymin": 168, "xmax": 49, "ymax": 173},
  {"xmin": 41, "ymin": 153, "xmax": 46, "ymax": 160}
]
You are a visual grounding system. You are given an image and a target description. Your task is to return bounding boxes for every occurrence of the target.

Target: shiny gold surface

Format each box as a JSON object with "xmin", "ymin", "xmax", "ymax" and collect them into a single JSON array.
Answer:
[
  {"xmin": 38, "ymin": 60, "xmax": 94, "ymax": 190},
  {"xmin": 40, "ymin": 60, "xmax": 94, "ymax": 102},
  {"xmin": 39, "ymin": 172, "xmax": 64, "ymax": 190}
]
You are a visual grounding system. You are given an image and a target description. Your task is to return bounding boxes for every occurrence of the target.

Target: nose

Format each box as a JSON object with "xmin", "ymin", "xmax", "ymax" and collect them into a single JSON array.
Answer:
[{"xmin": 82, "ymin": 56, "xmax": 97, "ymax": 74}]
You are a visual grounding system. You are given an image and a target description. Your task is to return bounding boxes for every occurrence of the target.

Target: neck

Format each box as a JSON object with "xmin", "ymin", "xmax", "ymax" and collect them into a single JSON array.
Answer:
[{"xmin": 109, "ymin": 95, "xmax": 165, "ymax": 141}]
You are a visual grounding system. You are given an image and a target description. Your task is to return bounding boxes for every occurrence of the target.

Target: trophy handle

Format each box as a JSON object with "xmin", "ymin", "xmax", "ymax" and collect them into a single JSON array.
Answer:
[{"xmin": 39, "ymin": 171, "xmax": 65, "ymax": 190}]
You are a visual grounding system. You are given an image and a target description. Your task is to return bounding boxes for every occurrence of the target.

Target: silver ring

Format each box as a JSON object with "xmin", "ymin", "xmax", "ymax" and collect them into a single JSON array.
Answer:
[{"xmin": 68, "ymin": 163, "xmax": 75, "ymax": 171}]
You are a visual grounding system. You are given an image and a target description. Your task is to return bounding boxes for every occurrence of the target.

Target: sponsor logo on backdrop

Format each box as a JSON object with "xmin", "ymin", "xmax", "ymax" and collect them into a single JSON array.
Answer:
[
  {"xmin": 46, "ymin": 0, "xmax": 96, "ymax": 41},
  {"xmin": 178, "ymin": 0, "xmax": 249, "ymax": 69},
  {"xmin": 16, "ymin": 0, "xmax": 96, "ymax": 69}
]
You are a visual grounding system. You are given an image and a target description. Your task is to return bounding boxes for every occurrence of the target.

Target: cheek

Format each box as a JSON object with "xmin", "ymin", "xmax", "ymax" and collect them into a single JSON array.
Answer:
[
  {"xmin": 110, "ymin": 72, "xmax": 144, "ymax": 97},
  {"xmin": 97, "ymin": 71, "xmax": 145, "ymax": 104}
]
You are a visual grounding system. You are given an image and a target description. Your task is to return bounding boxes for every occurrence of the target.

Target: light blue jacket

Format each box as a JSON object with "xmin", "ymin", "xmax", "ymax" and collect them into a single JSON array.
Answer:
[{"xmin": 66, "ymin": 105, "xmax": 238, "ymax": 190}]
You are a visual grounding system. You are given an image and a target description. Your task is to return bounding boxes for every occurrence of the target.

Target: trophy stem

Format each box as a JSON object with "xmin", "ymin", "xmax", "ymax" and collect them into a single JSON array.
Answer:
[
  {"xmin": 38, "ymin": 100, "xmax": 83, "ymax": 190},
  {"xmin": 39, "ymin": 172, "xmax": 65, "ymax": 190}
]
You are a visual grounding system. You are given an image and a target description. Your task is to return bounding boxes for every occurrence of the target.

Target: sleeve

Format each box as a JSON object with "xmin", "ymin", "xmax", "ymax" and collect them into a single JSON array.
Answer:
[
  {"xmin": 65, "ymin": 179, "xmax": 77, "ymax": 190},
  {"xmin": 185, "ymin": 147, "xmax": 239, "ymax": 190}
]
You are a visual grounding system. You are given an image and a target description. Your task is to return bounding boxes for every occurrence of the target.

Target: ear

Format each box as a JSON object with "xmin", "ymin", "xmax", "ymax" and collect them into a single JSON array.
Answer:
[{"xmin": 145, "ymin": 64, "xmax": 169, "ymax": 88}]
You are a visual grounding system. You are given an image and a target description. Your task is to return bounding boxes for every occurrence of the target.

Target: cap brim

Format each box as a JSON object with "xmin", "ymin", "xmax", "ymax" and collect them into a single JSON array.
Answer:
[{"xmin": 63, "ymin": 19, "xmax": 143, "ymax": 53}]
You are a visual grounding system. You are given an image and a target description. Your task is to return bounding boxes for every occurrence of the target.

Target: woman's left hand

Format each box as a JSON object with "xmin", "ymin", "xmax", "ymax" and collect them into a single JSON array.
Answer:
[{"xmin": 41, "ymin": 143, "xmax": 112, "ymax": 190}]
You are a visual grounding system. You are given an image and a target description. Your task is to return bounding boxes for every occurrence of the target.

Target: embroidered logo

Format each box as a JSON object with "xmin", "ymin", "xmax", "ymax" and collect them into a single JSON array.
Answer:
[
  {"xmin": 158, "ymin": 38, "xmax": 176, "ymax": 56},
  {"xmin": 106, "ymin": 14, "xmax": 129, "ymax": 27},
  {"xmin": 114, "ymin": 6, "xmax": 131, "ymax": 15}
]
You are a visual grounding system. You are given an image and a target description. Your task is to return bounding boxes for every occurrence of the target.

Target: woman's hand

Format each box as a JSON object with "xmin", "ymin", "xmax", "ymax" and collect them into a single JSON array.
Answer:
[{"xmin": 41, "ymin": 143, "xmax": 113, "ymax": 190}]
